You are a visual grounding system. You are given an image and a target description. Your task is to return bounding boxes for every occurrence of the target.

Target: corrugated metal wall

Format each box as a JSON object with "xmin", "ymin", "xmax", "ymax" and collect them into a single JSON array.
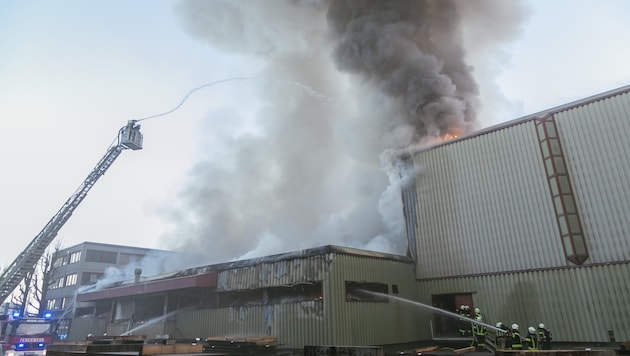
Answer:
[
  {"xmin": 411, "ymin": 121, "xmax": 566, "ymax": 279},
  {"xmin": 553, "ymin": 91, "xmax": 630, "ymax": 262},
  {"xmin": 417, "ymin": 262, "xmax": 630, "ymax": 343},
  {"xmin": 326, "ymin": 254, "xmax": 423, "ymax": 346},
  {"xmin": 176, "ymin": 302, "xmax": 327, "ymax": 349},
  {"xmin": 172, "ymin": 253, "xmax": 421, "ymax": 349},
  {"xmin": 67, "ymin": 317, "xmax": 107, "ymax": 340},
  {"xmin": 217, "ymin": 255, "xmax": 330, "ymax": 290}
]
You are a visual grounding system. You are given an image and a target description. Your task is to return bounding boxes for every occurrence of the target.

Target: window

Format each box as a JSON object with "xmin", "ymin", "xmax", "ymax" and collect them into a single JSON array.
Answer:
[
  {"xmin": 53, "ymin": 255, "xmax": 69, "ymax": 267},
  {"xmin": 81, "ymin": 272, "xmax": 104, "ymax": 285},
  {"xmin": 46, "ymin": 299, "xmax": 57, "ymax": 310},
  {"xmin": 65, "ymin": 273, "xmax": 78, "ymax": 286},
  {"xmin": 134, "ymin": 295, "xmax": 165, "ymax": 322},
  {"xmin": 118, "ymin": 253, "xmax": 145, "ymax": 265},
  {"xmin": 266, "ymin": 282, "xmax": 322, "ymax": 303},
  {"xmin": 49, "ymin": 278, "xmax": 64, "ymax": 289},
  {"xmin": 85, "ymin": 249, "xmax": 117, "ymax": 263},
  {"xmin": 69, "ymin": 251, "xmax": 81, "ymax": 263},
  {"xmin": 392, "ymin": 284, "xmax": 399, "ymax": 294},
  {"xmin": 345, "ymin": 281, "xmax": 389, "ymax": 302},
  {"xmin": 216, "ymin": 282, "xmax": 323, "ymax": 308}
]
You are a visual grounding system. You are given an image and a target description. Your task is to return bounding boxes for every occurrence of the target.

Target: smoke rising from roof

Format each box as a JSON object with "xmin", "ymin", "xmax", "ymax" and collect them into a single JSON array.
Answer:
[{"xmin": 157, "ymin": 0, "xmax": 529, "ymax": 264}]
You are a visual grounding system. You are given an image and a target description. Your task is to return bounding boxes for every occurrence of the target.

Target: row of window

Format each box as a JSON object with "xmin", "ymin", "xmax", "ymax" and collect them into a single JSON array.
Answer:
[
  {"xmin": 50, "ymin": 271, "xmax": 105, "ymax": 289},
  {"xmin": 75, "ymin": 281, "xmax": 397, "ymax": 324},
  {"xmin": 53, "ymin": 251, "xmax": 82, "ymax": 268},
  {"xmin": 49, "ymin": 273, "xmax": 78, "ymax": 289},
  {"xmin": 46, "ymin": 297, "xmax": 68, "ymax": 310},
  {"xmin": 52, "ymin": 249, "xmax": 147, "ymax": 267}
]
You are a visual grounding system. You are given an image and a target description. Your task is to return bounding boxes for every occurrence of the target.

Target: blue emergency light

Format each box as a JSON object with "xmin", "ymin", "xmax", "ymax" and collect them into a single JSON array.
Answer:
[
  {"xmin": 11, "ymin": 311, "xmax": 20, "ymax": 318},
  {"xmin": 43, "ymin": 312, "xmax": 52, "ymax": 319}
]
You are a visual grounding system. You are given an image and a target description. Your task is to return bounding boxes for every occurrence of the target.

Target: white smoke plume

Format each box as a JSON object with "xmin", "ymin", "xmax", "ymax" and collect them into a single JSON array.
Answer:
[{"xmin": 154, "ymin": 0, "xmax": 529, "ymax": 265}]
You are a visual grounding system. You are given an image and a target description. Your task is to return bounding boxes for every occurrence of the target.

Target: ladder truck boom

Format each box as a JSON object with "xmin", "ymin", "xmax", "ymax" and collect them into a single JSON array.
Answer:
[{"xmin": 0, "ymin": 121, "xmax": 143, "ymax": 304}]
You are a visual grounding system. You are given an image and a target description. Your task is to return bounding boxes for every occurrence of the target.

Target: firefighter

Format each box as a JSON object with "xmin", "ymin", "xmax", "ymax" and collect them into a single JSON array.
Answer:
[
  {"xmin": 457, "ymin": 305, "xmax": 467, "ymax": 336},
  {"xmin": 508, "ymin": 323, "xmax": 523, "ymax": 350},
  {"xmin": 463, "ymin": 305, "xmax": 472, "ymax": 336},
  {"xmin": 538, "ymin": 323, "xmax": 553, "ymax": 350},
  {"xmin": 526, "ymin": 326, "xmax": 538, "ymax": 350},
  {"xmin": 474, "ymin": 307, "xmax": 483, "ymax": 320},
  {"xmin": 495, "ymin": 322, "xmax": 508, "ymax": 350},
  {"xmin": 472, "ymin": 316, "xmax": 487, "ymax": 351}
]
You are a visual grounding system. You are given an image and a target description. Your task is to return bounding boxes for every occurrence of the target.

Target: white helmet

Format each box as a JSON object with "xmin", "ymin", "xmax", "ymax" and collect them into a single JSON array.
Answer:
[
  {"xmin": 539, "ymin": 323, "xmax": 545, "ymax": 329},
  {"xmin": 512, "ymin": 323, "xmax": 519, "ymax": 330},
  {"xmin": 474, "ymin": 308, "xmax": 480, "ymax": 313},
  {"xmin": 496, "ymin": 322, "xmax": 503, "ymax": 328},
  {"xmin": 460, "ymin": 305, "xmax": 465, "ymax": 309},
  {"xmin": 529, "ymin": 327, "xmax": 536, "ymax": 334}
]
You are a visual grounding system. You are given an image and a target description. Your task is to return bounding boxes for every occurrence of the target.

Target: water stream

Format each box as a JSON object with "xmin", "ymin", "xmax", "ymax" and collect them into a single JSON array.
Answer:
[
  {"xmin": 366, "ymin": 291, "xmax": 503, "ymax": 333},
  {"xmin": 121, "ymin": 310, "xmax": 180, "ymax": 336}
]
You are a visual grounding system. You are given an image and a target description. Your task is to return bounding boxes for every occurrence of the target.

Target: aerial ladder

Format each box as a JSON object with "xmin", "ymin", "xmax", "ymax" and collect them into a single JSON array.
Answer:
[{"xmin": 0, "ymin": 121, "xmax": 143, "ymax": 304}]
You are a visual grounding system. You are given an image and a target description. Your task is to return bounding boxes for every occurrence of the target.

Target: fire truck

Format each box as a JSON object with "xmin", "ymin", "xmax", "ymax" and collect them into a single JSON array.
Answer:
[
  {"xmin": 0, "ymin": 121, "xmax": 143, "ymax": 355},
  {"xmin": 0, "ymin": 311, "xmax": 55, "ymax": 356}
]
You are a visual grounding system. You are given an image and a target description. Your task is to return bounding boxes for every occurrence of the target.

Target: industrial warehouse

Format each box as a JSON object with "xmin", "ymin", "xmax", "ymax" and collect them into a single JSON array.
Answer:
[{"xmin": 55, "ymin": 84, "xmax": 630, "ymax": 352}]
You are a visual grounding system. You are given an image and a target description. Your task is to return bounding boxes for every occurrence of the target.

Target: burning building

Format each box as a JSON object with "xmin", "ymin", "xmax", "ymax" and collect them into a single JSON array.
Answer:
[
  {"xmin": 71, "ymin": 246, "xmax": 420, "ymax": 349},
  {"xmin": 67, "ymin": 84, "xmax": 630, "ymax": 350},
  {"xmin": 407, "ymin": 84, "xmax": 630, "ymax": 344}
]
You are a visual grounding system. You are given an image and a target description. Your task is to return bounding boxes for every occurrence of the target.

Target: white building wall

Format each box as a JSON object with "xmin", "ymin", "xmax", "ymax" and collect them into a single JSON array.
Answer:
[
  {"xmin": 553, "ymin": 91, "xmax": 630, "ymax": 262},
  {"xmin": 416, "ymin": 262, "xmax": 630, "ymax": 343},
  {"xmin": 411, "ymin": 121, "xmax": 566, "ymax": 279}
]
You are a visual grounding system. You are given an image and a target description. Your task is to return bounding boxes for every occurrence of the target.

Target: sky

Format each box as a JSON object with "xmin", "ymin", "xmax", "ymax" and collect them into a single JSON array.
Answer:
[{"xmin": 1, "ymin": 0, "xmax": 630, "ymax": 274}]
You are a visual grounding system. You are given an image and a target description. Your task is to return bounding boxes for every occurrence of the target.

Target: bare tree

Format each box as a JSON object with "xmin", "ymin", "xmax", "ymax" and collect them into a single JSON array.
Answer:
[
  {"xmin": 10, "ymin": 270, "xmax": 33, "ymax": 316},
  {"xmin": 37, "ymin": 241, "xmax": 63, "ymax": 316},
  {"xmin": 9, "ymin": 241, "xmax": 62, "ymax": 317}
]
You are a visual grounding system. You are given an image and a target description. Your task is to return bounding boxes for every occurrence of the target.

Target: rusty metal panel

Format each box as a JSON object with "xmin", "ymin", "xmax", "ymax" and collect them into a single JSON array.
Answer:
[
  {"xmin": 217, "ymin": 255, "xmax": 329, "ymax": 291},
  {"xmin": 174, "ymin": 252, "xmax": 421, "ymax": 349},
  {"xmin": 409, "ymin": 121, "xmax": 565, "ymax": 279},
  {"xmin": 553, "ymin": 91, "xmax": 630, "ymax": 263},
  {"xmin": 175, "ymin": 302, "xmax": 327, "ymax": 350},
  {"xmin": 416, "ymin": 263, "xmax": 630, "ymax": 343}
]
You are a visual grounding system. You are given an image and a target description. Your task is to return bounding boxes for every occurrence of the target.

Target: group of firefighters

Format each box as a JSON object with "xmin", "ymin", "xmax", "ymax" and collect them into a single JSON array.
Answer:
[{"xmin": 456, "ymin": 305, "xmax": 553, "ymax": 352}]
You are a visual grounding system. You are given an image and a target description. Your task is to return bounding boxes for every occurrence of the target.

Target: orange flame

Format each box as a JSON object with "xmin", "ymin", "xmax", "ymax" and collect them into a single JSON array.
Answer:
[{"xmin": 440, "ymin": 133, "xmax": 459, "ymax": 141}]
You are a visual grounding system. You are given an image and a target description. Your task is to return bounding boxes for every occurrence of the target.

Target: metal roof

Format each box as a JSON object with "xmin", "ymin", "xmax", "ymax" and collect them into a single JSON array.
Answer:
[{"xmin": 417, "ymin": 83, "xmax": 630, "ymax": 152}]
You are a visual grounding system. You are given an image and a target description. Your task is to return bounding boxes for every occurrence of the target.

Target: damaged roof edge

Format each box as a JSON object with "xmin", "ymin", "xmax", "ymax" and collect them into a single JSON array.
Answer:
[
  {"xmin": 77, "ymin": 245, "xmax": 414, "ymax": 298},
  {"xmin": 210, "ymin": 245, "xmax": 414, "ymax": 272},
  {"xmin": 416, "ymin": 82, "xmax": 630, "ymax": 152}
]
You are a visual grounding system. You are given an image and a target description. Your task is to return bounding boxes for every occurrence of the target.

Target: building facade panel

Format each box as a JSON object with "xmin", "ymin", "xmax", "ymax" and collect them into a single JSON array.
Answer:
[
  {"xmin": 553, "ymin": 91, "xmax": 630, "ymax": 263},
  {"xmin": 416, "ymin": 263, "xmax": 630, "ymax": 343},
  {"xmin": 327, "ymin": 254, "xmax": 421, "ymax": 346},
  {"xmin": 410, "ymin": 121, "xmax": 566, "ymax": 279},
  {"xmin": 176, "ymin": 303, "xmax": 327, "ymax": 349},
  {"xmin": 216, "ymin": 255, "xmax": 329, "ymax": 291}
]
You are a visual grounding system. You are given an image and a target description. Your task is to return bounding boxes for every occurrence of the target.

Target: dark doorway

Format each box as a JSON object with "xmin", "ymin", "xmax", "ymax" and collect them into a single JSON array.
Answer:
[{"xmin": 431, "ymin": 293, "xmax": 474, "ymax": 338}]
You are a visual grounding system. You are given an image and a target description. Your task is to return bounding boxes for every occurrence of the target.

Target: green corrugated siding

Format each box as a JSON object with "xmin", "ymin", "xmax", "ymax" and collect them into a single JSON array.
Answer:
[
  {"xmin": 327, "ymin": 254, "xmax": 422, "ymax": 346},
  {"xmin": 175, "ymin": 303, "xmax": 327, "ymax": 349},
  {"xmin": 170, "ymin": 253, "xmax": 421, "ymax": 348},
  {"xmin": 217, "ymin": 255, "xmax": 330, "ymax": 290},
  {"xmin": 417, "ymin": 263, "xmax": 630, "ymax": 342}
]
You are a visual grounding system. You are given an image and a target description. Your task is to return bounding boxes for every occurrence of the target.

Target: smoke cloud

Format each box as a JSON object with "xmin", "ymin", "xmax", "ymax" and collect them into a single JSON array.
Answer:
[{"xmin": 156, "ymin": 0, "xmax": 529, "ymax": 265}]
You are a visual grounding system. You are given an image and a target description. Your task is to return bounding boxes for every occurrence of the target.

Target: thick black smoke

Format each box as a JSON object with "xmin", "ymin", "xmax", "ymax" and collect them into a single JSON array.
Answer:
[
  {"xmin": 158, "ymin": 0, "xmax": 529, "ymax": 265},
  {"xmin": 327, "ymin": 0, "xmax": 479, "ymax": 139}
]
